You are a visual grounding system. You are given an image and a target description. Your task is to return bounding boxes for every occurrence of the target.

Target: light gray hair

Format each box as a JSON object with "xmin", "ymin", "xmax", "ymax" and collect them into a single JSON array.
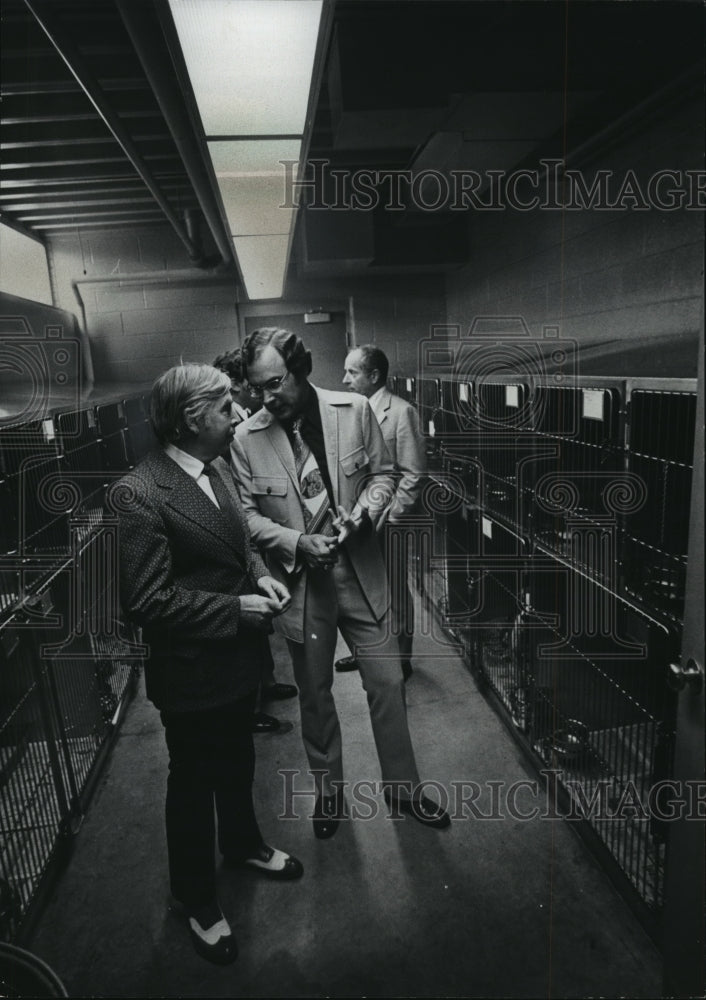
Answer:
[{"xmin": 150, "ymin": 363, "xmax": 231, "ymax": 445}]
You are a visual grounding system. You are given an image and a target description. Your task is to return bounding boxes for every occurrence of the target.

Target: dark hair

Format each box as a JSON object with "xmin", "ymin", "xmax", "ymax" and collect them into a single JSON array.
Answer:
[
  {"xmin": 212, "ymin": 348, "xmax": 244, "ymax": 383},
  {"xmin": 356, "ymin": 344, "xmax": 389, "ymax": 385},
  {"xmin": 241, "ymin": 327, "xmax": 312, "ymax": 379}
]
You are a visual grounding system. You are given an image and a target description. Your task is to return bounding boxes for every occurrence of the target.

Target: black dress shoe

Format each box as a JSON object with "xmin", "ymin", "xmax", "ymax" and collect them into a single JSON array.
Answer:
[
  {"xmin": 262, "ymin": 682, "xmax": 298, "ymax": 701},
  {"xmin": 182, "ymin": 902, "xmax": 238, "ymax": 965},
  {"xmin": 313, "ymin": 790, "xmax": 346, "ymax": 839},
  {"xmin": 252, "ymin": 711, "xmax": 280, "ymax": 733},
  {"xmin": 335, "ymin": 655, "xmax": 359, "ymax": 672},
  {"xmin": 224, "ymin": 843, "xmax": 304, "ymax": 880},
  {"xmin": 384, "ymin": 790, "xmax": 451, "ymax": 829},
  {"xmin": 402, "ymin": 660, "xmax": 413, "ymax": 682}
]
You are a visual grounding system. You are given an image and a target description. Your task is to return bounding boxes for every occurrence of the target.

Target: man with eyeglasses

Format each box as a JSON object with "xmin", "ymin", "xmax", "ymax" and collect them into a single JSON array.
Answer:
[
  {"xmin": 212, "ymin": 348, "xmax": 298, "ymax": 734},
  {"xmin": 231, "ymin": 328, "xmax": 450, "ymax": 839}
]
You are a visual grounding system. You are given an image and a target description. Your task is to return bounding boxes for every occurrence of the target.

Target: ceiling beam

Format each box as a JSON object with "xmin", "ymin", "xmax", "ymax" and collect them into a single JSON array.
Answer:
[
  {"xmin": 17, "ymin": 208, "xmax": 173, "ymax": 222},
  {"xmin": 1, "ymin": 152, "xmax": 180, "ymax": 170},
  {"xmin": 10, "ymin": 196, "xmax": 161, "ymax": 210},
  {"xmin": 21, "ymin": 0, "xmax": 203, "ymax": 262},
  {"xmin": 0, "ymin": 178, "xmax": 188, "ymax": 194},
  {"xmin": 0, "ymin": 182, "xmax": 190, "ymax": 200},
  {"xmin": 3, "ymin": 44, "xmax": 133, "ymax": 60},
  {"xmin": 1, "ymin": 77, "xmax": 151, "ymax": 96},
  {"xmin": 30, "ymin": 218, "xmax": 166, "ymax": 230},
  {"xmin": 0, "ymin": 164, "xmax": 185, "ymax": 183},
  {"xmin": 117, "ymin": 0, "xmax": 233, "ymax": 266},
  {"xmin": 2, "ymin": 111, "xmax": 158, "ymax": 125},
  {"xmin": 2, "ymin": 134, "xmax": 173, "ymax": 149}
]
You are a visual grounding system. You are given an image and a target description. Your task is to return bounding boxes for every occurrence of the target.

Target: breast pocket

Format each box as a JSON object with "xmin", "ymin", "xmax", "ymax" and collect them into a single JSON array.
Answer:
[
  {"xmin": 339, "ymin": 445, "xmax": 369, "ymax": 478},
  {"xmin": 252, "ymin": 475, "xmax": 288, "ymax": 497},
  {"xmin": 251, "ymin": 475, "xmax": 289, "ymax": 517}
]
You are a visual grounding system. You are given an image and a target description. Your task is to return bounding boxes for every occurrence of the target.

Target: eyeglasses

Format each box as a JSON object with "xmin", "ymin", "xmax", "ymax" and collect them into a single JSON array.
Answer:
[{"xmin": 247, "ymin": 371, "xmax": 291, "ymax": 399}]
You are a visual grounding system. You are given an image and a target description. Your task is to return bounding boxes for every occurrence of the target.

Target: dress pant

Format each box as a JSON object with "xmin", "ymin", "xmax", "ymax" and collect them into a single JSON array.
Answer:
[
  {"xmin": 160, "ymin": 691, "xmax": 261, "ymax": 907},
  {"xmin": 381, "ymin": 521, "xmax": 415, "ymax": 663},
  {"xmin": 256, "ymin": 636, "xmax": 277, "ymax": 711},
  {"xmin": 287, "ymin": 550, "xmax": 421, "ymax": 799}
]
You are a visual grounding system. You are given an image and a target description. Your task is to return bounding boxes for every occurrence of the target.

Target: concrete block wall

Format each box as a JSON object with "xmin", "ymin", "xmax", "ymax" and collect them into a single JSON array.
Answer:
[
  {"xmin": 282, "ymin": 273, "xmax": 447, "ymax": 377},
  {"xmin": 48, "ymin": 227, "xmax": 241, "ymax": 385},
  {"xmin": 47, "ymin": 220, "xmax": 447, "ymax": 385},
  {"xmin": 445, "ymin": 95, "xmax": 704, "ymax": 377}
]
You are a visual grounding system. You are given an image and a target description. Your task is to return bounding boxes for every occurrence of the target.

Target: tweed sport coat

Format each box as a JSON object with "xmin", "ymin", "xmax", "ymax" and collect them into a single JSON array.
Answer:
[
  {"xmin": 113, "ymin": 449, "xmax": 268, "ymax": 713},
  {"xmin": 373, "ymin": 388, "xmax": 427, "ymax": 524},
  {"xmin": 230, "ymin": 386, "xmax": 396, "ymax": 644}
]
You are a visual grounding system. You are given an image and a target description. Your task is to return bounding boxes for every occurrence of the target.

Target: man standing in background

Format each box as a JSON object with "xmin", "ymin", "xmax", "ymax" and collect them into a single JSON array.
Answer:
[
  {"xmin": 213, "ymin": 348, "xmax": 260, "ymax": 424},
  {"xmin": 337, "ymin": 345, "xmax": 427, "ymax": 681},
  {"xmin": 213, "ymin": 349, "xmax": 298, "ymax": 732}
]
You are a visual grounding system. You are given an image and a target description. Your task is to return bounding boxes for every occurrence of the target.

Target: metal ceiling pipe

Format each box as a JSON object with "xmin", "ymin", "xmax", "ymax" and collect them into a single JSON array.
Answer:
[
  {"xmin": 22, "ymin": 0, "xmax": 203, "ymax": 263},
  {"xmin": 115, "ymin": 0, "xmax": 233, "ymax": 268}
]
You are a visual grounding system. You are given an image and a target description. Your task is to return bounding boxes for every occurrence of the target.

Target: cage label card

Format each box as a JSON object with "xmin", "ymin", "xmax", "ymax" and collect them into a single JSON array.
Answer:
[
  {"xmin": 506, "ymin": 385, "xmax": 519, "ymax": 408},
  {"xmin": 583, "ymin": 388, "xmax": 604, "ymax": 421}
]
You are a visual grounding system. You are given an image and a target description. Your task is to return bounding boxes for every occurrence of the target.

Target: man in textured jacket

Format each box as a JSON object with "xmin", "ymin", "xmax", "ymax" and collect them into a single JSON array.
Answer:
[
  {"xmin": 113, "ymin": 363, "xmax": 302, "ymax": 967},
  {"xmin": 337, "ymin": 344, "xmax": 427, "ymax": 680},
  {"xmin": 231, "ymin": 328, "xmax": 449, "ymax": 840}
]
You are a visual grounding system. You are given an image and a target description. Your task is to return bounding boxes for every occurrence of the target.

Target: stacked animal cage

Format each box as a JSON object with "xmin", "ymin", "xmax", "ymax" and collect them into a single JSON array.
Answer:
[
  {"xmin": 410, "ymin": 364, "xmax": 696, "ymax": 930},
  {"xmin": 0, "ymin": 391, "xmax": 154, "ymax": 942}
]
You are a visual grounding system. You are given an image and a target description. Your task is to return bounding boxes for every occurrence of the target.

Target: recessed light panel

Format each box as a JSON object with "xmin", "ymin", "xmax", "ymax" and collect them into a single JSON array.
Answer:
[
  {"xmin": 169, "ymin": 0, "xmax": 323, "ymax": 136},
  {"xmin": 209, "ymin": 139, "xmax": 300, "ymax": 236},
  {"xmin": 233, "ymin": 234, "xmax": 290, "ymax": 299}
]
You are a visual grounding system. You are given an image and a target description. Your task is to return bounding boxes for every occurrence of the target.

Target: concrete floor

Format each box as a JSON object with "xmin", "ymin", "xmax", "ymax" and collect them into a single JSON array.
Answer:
[{"xmin": 28, "ymin": 626, "xmax": 662, "ymax": 998}]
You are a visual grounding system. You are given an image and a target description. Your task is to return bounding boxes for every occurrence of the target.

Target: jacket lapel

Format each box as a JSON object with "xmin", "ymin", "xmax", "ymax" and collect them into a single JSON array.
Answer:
[
  {"xmin": 151, "ymin": 450, "xmax": 246, "ymax": 562},
  {"xmin": 376, "ymin": 389, "xmax": 392, "ymax": 426}
]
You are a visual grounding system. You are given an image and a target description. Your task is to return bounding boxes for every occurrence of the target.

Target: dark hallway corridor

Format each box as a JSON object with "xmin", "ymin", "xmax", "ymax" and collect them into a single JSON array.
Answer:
[{"xmin": 26, "ymin": 627, "xmax": 662, "ymax": 998}]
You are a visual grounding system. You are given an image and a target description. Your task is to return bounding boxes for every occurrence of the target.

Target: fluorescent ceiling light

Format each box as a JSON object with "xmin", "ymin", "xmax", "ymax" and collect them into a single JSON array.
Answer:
[
  {"xmin": 169, "ymin": 0, "xmax": 323, "ymax": 300},
  {"xmin": 208, "ymin": 139, "xmax": 300, "ymax": 236},
  {"xmin": 233, "ymin": 235, "xmax": 290, "ymax": 300},
  {"xmin": 169, "ymin": 0, "xmax": 322, "ymax": 136}
]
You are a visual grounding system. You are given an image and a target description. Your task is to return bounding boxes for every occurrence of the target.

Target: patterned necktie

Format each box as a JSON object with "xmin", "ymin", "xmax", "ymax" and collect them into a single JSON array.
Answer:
[
  {"xmin": 288, "ymin": 418, "xmax": 337, "ymax": 537},
  {"xmin": 202, "ymin": 462, "xmax": 247, "ymax": 556}
]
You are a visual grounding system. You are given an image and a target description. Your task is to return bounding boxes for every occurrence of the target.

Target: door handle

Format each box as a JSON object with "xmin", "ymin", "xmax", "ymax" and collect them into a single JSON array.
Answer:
[{"xmin": 668, "ymin": 659, "xmax": 703, "ymax": 694}]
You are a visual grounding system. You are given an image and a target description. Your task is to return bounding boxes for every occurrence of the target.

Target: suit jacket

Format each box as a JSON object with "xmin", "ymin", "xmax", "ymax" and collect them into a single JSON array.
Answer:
[
  {"xmin": 230, "ymin": 386, "xmax": 396, "ymax": 643},
  {"xmin": 113, "ymin": 449, "xmax": 268, "ymax": 713},
  {"xmin": 372, "ymin": 388, "xmax": 427, "ymax": 523}
]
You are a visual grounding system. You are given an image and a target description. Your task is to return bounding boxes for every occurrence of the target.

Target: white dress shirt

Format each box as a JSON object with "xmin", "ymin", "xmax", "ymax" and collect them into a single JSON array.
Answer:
[{"xmin": 164, "ymin": 442, "xmax": 220, "ymax": 508}]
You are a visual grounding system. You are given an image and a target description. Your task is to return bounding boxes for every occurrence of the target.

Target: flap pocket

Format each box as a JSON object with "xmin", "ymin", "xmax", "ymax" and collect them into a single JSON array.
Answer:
[
  {"xmin": 252, "ymin": 475, "xmax": 288, "ymax": 497},
  {"xmin": 340, "ymin": 445, "xmax": 369, "ymax": 477}
]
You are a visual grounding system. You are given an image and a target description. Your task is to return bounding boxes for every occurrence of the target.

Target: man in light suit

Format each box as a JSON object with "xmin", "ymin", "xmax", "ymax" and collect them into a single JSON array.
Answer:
[
  {"xmin": 231, "ymin": 328, "xmax": 449, "ymax": 839},
  {"xmin": 337, "ymin": 345, "xmax": 427, "ymax": 680},
  {"xmin": 113, "ymin": 363, "xmax": 302, "ymax": 966}
]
